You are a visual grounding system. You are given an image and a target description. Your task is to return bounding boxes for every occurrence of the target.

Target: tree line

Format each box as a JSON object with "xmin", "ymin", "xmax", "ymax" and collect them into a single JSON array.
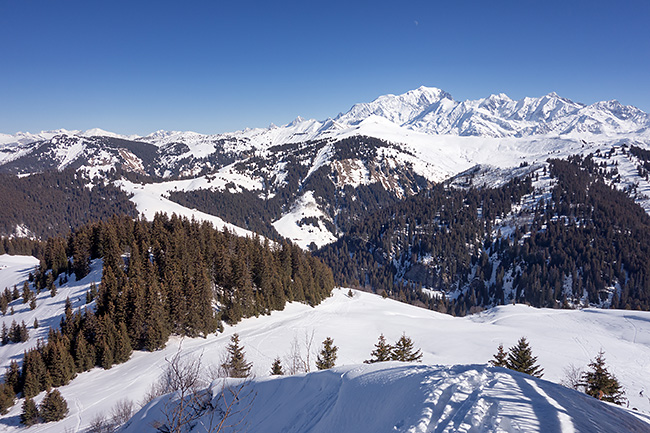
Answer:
[{"xmin": 1, "ymin": 213, "xmax": 334, "ymax": 414}]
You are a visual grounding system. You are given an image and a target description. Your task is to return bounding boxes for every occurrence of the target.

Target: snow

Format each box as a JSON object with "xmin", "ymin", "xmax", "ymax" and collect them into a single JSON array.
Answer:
[
  {"xmin": 272, "ymin": 191, "xmax": 337, "ymax": 249},
  {"xmin": 123, "ymin": 363, "xmax": 649, "ymax": 433},
  {"xmin": 0, "ymin": 253, "xmax": 649, "ymax": 432},
  {"xmin": 116, "ymin": 179, "xmax": 255, "ymax": 238},
  {"xmin": 0, "ymin": 255, "xmax": 40, "ymax": 294}
]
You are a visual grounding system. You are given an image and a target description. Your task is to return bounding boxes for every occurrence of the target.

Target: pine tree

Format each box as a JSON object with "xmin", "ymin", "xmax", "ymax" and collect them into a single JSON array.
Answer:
[
  {"xmin": 29, "ymin": 297, "xmax": 36, "ymax": 311},
  {"xmin": 490, "ymin": 343, "xmax": 508, "ymax": 367},
  {"xmin": 315, "ymin": 337, "xmax": 338, "ymax": 370},
  {"xmin": 39, "ymin": 389, "xmax": 69, "ymax": 422},
  {"xmin": 221, "ymin": 333, "xmax": 252, "ymax": 378},
  {"xmin": 391, "ymin": 333, "xmax": 423, "ymax": 362},
  {"xmin": 21, "ymin": 397, "xmax": 39, "ymax": 426},
  {"xmin": 364, "ymin": 334, "xmax": 392, "ymax": 363},
  {"xmin": 270, "ymin": 357, "xmax": 284, "ymax": 375},
  {"xmin": 581, "ymin": 350, "xmax": 625, "ymax": 405},
  {"xmin": 33, "ymin": 318, "xmax": 38, "ymax": 329},
  {"xmin": 506, "ymin": 337, "xmax": 544, "ymax": 378}
]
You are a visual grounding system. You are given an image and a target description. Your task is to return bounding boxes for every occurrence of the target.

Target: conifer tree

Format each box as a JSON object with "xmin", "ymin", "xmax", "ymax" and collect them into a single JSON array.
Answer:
[
  {"xmin": 221, "ymin": 333, "xmax": 252, "ymax": 378},
  {"xmin": 33, "ymin": 318, "xmax": 38, "ymax": 329},
  {"xmin": 270, "ymin": 357, "xmax": 284, "ymax": 375},
  {"xmin": 391, "ymin": 333, "xmax": 423, "ymax": 362},
  {"xmin": 506, "ymin": 337, "xmax": 543, "ymax": 378},
  {"xmin": 21, "ymin": 397, "xmax": 39, "ymax": 426},
  {"xmin": 581, "ymin": 350, "xmax": 625, "ymax": 405},
  {"xmin": 114, "ymin": 322, "xmax": 133, "ymax": 364},
  {"xmin": 1, "ymin": 323, "xmax": 7, "ymax": 345},
  {"xmin": 46, "ymin": 339, "xmax": 76, "ymax": 387},
  {"xmin": 73, "ymin": 336, "xmax": 94, "ymax": 372},
  {"xmin": 22, "ymin": 281, "xmax": 30, "ymax": 304},
  {"xmin": 365, "ymin": 334, "xmax": 392, "ymax": 363},
  {"xmin": 490, "ymin": 343, "xmax": 508, "ymax": 367},
  {"xmin": 316, "ymin": 337, "xmax": 338, "ymax": 370},
  {"xmin": 4, "ymin": 360, "xmax": 20, "ymax": 394},
  {"xmin": 39, "ymin": 389, "xmax": 68, "ymax": 422},
  {"xmin": 0, "ymin": 383, "xmax": 14, "ymax": 415},
  {"xmin": 29, "ymin": 297, "xmax": 36, "ymax": 311},
  {"xmin": 18, "ymin": 321, "xmax": 29, "ymax": 342}
]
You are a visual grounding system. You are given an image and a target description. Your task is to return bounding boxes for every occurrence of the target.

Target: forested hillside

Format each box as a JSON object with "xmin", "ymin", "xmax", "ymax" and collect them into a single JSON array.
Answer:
[
  {"xmin": 0, "ymin": 214, "xmax": 333, "ymax": 412},
  {"xmin": 318, "ymin": 156, "xmax": 650, "ymax": 314},
  {"xmin": 0, "ymin": 169, "xmax": 137, "ymax": 238}
]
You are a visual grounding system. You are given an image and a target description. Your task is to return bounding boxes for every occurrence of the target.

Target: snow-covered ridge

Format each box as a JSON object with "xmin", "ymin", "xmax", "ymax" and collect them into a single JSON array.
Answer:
[
  {"xmin": 2, "ymin": 86, "xmax": 649, "ymax": 153},
  {"xmin": 124, "ymin": 363, "xmax": 649, "ymax": 433}
]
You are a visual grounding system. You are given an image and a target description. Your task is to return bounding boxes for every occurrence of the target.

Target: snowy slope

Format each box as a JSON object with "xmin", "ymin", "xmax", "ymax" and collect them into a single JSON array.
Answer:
[
  {"xmin": 123, "ymin": 363, "xmax": 650, "ymax": 433},
  {"xmin": 116, "ymin": 178, "xmax": 256, "ymax": 239},
  {"xmin": 0, "ymin": 255, "xmax": 649, "ymax": 432}
]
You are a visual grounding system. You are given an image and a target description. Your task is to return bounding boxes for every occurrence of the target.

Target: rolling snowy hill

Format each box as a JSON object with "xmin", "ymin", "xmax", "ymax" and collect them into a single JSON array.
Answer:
[{"xmin": 0, "ymin": 254, "xmax": 648, "ymax": 432}]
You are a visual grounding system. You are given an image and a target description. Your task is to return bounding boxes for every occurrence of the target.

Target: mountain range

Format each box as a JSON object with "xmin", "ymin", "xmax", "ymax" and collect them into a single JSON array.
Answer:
[
  {"xmin": 2, "ymin": 87, "xmax": 650, "ymax": 311},
  {"xmin": 1, "ymin": 87, "xmax": 650, "ymax": 431}
]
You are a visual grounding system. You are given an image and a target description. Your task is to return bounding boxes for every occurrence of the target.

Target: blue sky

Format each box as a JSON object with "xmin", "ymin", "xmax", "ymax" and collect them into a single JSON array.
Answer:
[{"xmin": 1, "ymin": 0, "xmax": 648, "ymax": 135}]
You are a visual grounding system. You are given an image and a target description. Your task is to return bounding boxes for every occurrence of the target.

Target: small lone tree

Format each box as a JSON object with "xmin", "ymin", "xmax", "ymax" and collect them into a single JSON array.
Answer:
[
  {"xmin": 21, "ymin": 397, "xmax": 39, "ymax": 426},
  {"xmin": 391, "ymin": 333, "xmax": 423, "ymax": 362},
  {"xmin": 582, "ymin": 350, "xmax": 625, "ymax": 405},
  {"xmin": 270, "ymin": 357, "xmax": 284, "ymax": 375},
  {"xmin": 506, "ymin": 337, "xmax": 543, "ymax": 378},
  {"xmin": 365, "ymin": 334, "xmax": 392, "ymax": 363},
  {"xmin": 221, "ymin": 333, "xmax": 252, "ymax": 378},
  {"xmin": 315, "ymin": 337, "xmax": 338, "ymax": 370},
  {"xmin": 490, "ymin": 343, "xmax": 508, "ymax": 368},
  {"xmin": 39, "ymin": 389, "xmax": 69, "ymax": 422}
]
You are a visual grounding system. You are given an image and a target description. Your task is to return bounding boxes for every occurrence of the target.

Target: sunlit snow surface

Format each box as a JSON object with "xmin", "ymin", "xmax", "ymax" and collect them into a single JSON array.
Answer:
[
  {"xmin": 0, "ymin": 255, "xmax": 649, "ymax": 432},
  {"xmin": 124, "ymin": 363, "xmax": 650, "ymax": 433}
]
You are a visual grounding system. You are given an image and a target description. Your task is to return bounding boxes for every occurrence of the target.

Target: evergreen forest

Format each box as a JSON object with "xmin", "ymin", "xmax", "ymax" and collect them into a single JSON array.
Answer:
[{"xmin": 0, "ymin": 214, "xmax": 333, "ymax": 411}]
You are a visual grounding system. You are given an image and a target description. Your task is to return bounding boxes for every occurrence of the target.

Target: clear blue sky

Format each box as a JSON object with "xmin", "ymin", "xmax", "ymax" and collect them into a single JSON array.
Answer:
[{"xmin": 1, "ymin": 0, "xmax": 648, "ymax": 135}]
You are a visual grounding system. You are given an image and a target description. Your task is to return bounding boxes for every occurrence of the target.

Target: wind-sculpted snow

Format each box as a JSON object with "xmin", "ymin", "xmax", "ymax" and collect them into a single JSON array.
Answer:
[{"xmin": 122, "ymin": 363, "xmax": 650, "ymax": 433}]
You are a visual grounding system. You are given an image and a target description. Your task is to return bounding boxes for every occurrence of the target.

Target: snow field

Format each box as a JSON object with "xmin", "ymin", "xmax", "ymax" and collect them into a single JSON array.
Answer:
[{"xmin": 0, "ymin": 255, "xmax": 649, "ymax": 432}]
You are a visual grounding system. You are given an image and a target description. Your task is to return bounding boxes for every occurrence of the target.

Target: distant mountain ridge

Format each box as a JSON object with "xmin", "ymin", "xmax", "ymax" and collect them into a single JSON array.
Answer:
[
  {"xmin": 2, "ymin": 86, "xmax": 649, "ymax": 150},
  {"xmin": 1, "ymin": 86, "xmax": 650, "ymax": 250}
]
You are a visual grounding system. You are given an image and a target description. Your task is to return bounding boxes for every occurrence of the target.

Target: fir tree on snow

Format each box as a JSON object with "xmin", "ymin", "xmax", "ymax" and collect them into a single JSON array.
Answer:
[
  {"xmin": 21, "ymin": 397, "xmax": 39, "ymax": 426},
  {"xmin": 316, "ymin": 337, "xmax": 338, "ymax": 370},
  {"xmin": 0, "ymin": 384, "xmax": 14, "ymax": 415},
  {"xmin": 39, "ymin": 389, "xmax": 68, "ymax": 422},
  {"xmin": 364, "ymin": 334, "xmax": 392, "ymax": 363},
  {"xmin": 506, "ymin": 337, "xmax": 543, "ymax": 378},
  {"xmin": 490, "ymin": 343, "xmax": 508, "ymax": 368},
  {"xmin": 391, "ymin": 333, "xmax": 423, "ymax": 362},
  {"xmin": 582, "ymin": 350, "xmax": 625, "ymax": 405},
  {"xmin": 222, "ymin": 333, "xmax": 252, "ymax": 378},
  {"xmin": 270, "ymin": 357, "xmax": 284, "ymax": 375}
]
